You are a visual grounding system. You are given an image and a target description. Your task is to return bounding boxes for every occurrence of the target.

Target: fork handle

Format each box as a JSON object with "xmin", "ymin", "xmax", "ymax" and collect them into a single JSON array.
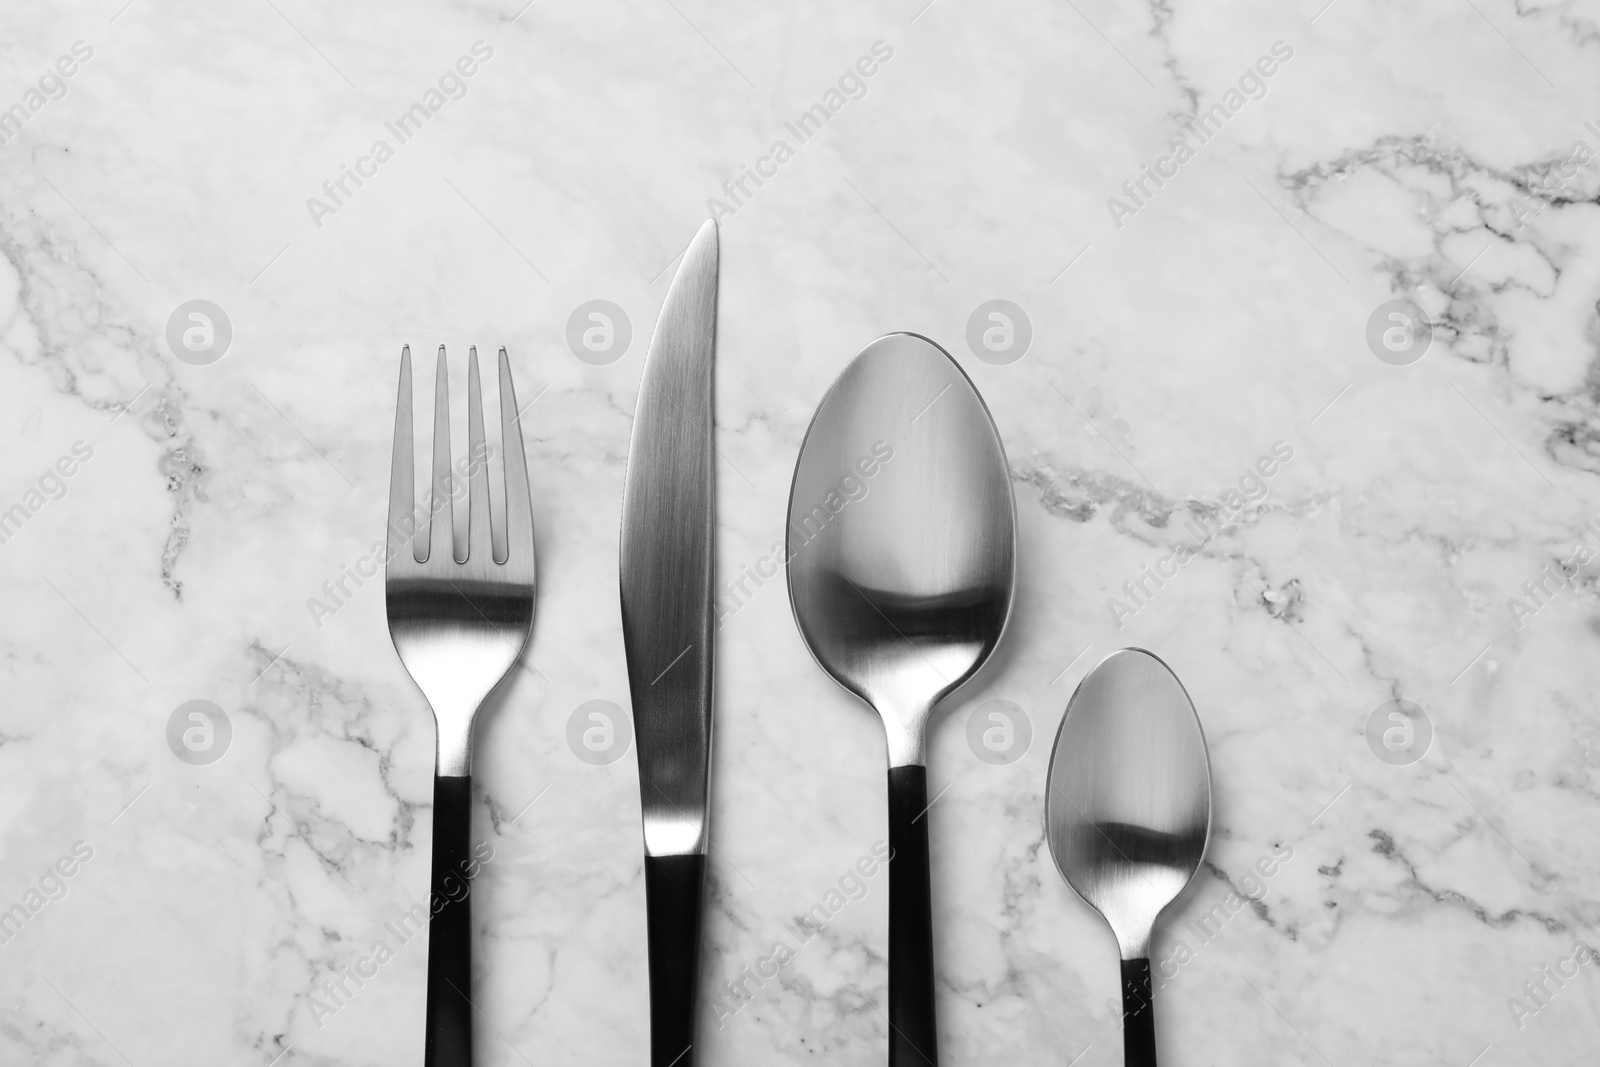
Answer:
[
  {"xmin": 644, "ymin": 852, "xmax": 706, "ymax": 1067},
  {"xmin": 425, "ymin": 774, "xmax": 474, "ymax": 1067},
  {"xmin": 1120, "ymin": 957, "xmax": 1157, "ymax": 1067},
  {"xmin": 888, "ymin": 765, "xmax": 938, "ymax": 1067}
]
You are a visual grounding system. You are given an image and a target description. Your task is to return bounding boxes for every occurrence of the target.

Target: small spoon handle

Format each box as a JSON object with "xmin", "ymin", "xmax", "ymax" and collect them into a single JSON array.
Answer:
[
  {"xmin": 1120, "ymin": 957, "xmax": 1157, "ymax": 1067},
  {"xmin": 887, "ymin": 766, "xmax": 939, "ymax": 1067}
]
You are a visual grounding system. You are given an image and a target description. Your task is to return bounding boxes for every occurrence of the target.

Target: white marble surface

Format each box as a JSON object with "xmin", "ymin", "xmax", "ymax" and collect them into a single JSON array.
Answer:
[{"xmin": 2, "ymin": 0, "xmax": 1600, "ymax": 1064}]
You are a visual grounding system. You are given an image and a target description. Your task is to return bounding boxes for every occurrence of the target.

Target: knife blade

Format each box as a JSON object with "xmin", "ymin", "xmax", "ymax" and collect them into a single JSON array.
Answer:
[{"xmin": 619, "ymin": 218, "xmax": 718, "ymax": 1067}]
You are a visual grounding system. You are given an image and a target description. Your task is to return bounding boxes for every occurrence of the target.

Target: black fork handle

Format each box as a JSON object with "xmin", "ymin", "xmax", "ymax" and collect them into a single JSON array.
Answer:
[{"xmin": 425, "ymin": 774, "xmax": 474, "ymax": 1067}]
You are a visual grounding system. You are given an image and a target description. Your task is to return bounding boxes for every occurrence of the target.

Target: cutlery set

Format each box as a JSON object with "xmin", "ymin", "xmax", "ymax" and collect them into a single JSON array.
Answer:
[{"xmin": 384, "ymin": 219, "xmax": 1214, "ymax": 1067}]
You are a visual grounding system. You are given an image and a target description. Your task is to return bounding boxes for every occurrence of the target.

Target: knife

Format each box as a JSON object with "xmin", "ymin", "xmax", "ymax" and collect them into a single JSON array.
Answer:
[{"xmin": 619, "ymin": 218, "xmax": 718, "ymax": 1067}]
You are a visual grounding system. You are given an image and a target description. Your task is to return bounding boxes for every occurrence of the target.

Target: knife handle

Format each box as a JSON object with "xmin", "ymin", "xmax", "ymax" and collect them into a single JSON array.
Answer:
[
  {"xmin": 1120, "ymin": 957, "xmax": 1157, "ymax": 1067},
  {"xmin": 425, "ymin": 774, "xmax": 474, "ymax": 1067},
  {"xmin": 887, "ymin": 765, "xmax": 939, "ymax": 1067},
  {"xmin": 644, "ymin": 853, "xmax": 706, "ymax": 1067}
]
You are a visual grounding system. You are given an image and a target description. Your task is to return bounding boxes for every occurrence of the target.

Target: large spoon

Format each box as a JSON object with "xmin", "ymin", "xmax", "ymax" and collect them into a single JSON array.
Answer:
[
  {"xmin": 787, "ymin": 333, "xmax": 1015, "ymax": 1067},
  {"xmin": 1046, "ymin": 648, "xmax": 1211, "ymax": 1067}
]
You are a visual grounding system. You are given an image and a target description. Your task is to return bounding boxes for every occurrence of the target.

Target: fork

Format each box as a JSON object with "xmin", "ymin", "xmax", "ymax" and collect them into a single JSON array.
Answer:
[{"xmin": 385, "ymin": 343, "xmax": 537, "ymax": 1067}]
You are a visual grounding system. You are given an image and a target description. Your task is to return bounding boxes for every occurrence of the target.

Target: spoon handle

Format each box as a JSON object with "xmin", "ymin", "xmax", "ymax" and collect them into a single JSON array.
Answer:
[
  {"xmin": 887, "ymin": 766, "xmax": 939, "ymax": 1067},
  {"xmin": 1120, "ymin": 957, "xmax": 1157, "ymax": 1067}
]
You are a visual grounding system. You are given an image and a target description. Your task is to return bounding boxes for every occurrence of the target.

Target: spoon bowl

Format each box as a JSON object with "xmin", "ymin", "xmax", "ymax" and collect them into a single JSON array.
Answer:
[{"xmin": 787, "ymin": 332, "xmax": 1014, "ymax": 766}]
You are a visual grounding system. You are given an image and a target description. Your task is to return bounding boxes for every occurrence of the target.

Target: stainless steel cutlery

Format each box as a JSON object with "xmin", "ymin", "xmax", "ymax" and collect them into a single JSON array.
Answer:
[
  {"xmin": 385, "ymin": 344, "xmax": 537, "ymax": 1067},
  {"xmin": 1046, "ymin": 648, "xmax": 1212, "ymax": 1067},
  {"xmin": 786, "ymin": 333, "xmax": 1016, "ymax": 1067},
  {"xmin": 619, "ymin": 219, "xmax": 720, "ymax": 1067},
  {"xmin": 375, "ymin": 243, "xmax": 1218, "ymax": 1067}
]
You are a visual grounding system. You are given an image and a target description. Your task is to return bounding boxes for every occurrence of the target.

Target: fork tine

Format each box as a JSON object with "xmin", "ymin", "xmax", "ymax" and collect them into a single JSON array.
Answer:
[
  {"xmin": 428, "ymin": 345, "xmax": 455, "ymax": 565},
  {"xmin": 387, "ymin": 345, "xmax": 417, "ymax": 566},
  {"xmin": 466, "ymin": 346, "xmax": 492, "ymax": 563},
  {"xmin": 498, "ymin": 347, "xmax": 535, "ymax": 567}
]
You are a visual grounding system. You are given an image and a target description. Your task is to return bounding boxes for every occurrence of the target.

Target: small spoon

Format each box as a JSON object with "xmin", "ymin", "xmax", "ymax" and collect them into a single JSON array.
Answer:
[
  {"xmin": 1045, "ymin": 648, "xmax": 1211, "ymax": 1067},
  {"xmin": 787, "ymin": 333, "xmax": 1015, "ymax": 1067}
]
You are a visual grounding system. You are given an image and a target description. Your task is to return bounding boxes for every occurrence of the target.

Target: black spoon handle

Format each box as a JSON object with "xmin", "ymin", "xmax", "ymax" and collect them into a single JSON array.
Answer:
[
  {"xmin": 1120, "ymin": 957, "xmax": 1157, "ymax": 1067},
  {"xmin": 425, "ymin": 774, "xmax": 474, "ymax": 1067},
  {"xmin": 887, "ymin": 765, "xmax": 939, "ymax": 1067},
  {"xmin": 644, "ymin": 852, "xmax": 707, "ymax": 1067}
]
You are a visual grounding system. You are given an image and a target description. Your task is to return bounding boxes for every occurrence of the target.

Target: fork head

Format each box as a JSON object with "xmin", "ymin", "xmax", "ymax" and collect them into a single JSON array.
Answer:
[{"xmin": 385, "ymin": 344, "xmax": 537, "ymax": 776}]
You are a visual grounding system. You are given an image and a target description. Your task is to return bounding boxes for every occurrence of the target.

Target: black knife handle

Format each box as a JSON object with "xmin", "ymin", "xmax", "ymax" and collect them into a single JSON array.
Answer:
[
  {"xmin": 1120, "ymin": 957, "xmax": 1157, "ymax": 1067},
  {"xmin": 644, "ymin": 852, "xmax": 707, "ymax": 1067},
  {"xmin": 425, "ymin": 774, "xmax": 474, "ymax": 1067},
  {"xmin": 887, "ymin": 765, "xmax": 939, "ymax": 1067}
]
